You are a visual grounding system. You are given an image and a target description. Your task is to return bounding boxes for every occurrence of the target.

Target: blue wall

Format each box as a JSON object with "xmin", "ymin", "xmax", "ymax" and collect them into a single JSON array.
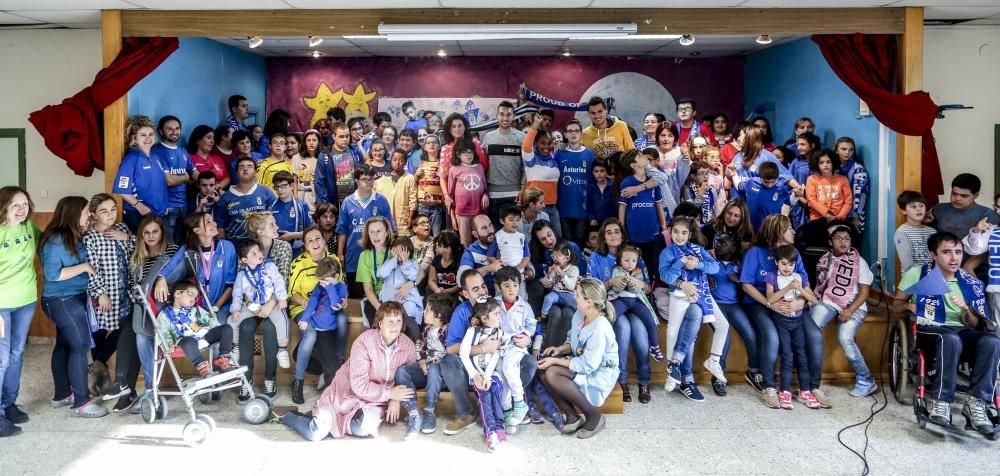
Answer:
[
  {"xmin": 129, "ymin": 38, "xmax": 266, "ymax": 143},
  {"xmin": 745, "ymin": 38, "xmax": 896, "ymax": 284}
]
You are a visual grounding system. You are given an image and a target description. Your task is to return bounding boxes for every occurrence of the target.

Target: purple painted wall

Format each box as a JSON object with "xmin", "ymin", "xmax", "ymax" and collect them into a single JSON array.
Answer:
[{"xmin": 267, "ymin": 56, "xmax": 745, "ymax": 132}]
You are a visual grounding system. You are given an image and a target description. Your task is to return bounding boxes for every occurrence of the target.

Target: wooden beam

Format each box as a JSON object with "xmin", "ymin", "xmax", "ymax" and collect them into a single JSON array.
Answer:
[
  {"xmin": 895, "ymin": 7, "xmax": 923, "ymax": 196},
  {"xmin": 121, "ymin": 8, "xmax": 905, "ymax": 37},
  {"xmin": 102, "ymin": 10, "xmax": 127, "ymax": 197}
]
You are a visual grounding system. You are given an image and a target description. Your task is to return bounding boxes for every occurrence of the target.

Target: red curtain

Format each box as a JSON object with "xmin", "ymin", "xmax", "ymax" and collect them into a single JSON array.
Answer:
[
  {"xmin": 812, "ymin": 34, "xmax": 943, "ymax": 203},
  {"xmin": 29, "ymin": 37, "xmax": 179, "ymax": 177}
]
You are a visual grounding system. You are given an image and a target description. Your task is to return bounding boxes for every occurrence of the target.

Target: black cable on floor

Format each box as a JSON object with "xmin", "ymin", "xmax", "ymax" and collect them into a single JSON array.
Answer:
[{"xmin": 833, "ymin": 259, "xmax": 892, "ymax": 476}]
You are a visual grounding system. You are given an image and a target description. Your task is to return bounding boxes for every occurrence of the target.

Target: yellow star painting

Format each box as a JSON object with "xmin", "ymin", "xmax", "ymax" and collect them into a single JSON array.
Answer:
[{"xmin": 302, "ymin": 82, "xmax": 376, "ymax": 127}]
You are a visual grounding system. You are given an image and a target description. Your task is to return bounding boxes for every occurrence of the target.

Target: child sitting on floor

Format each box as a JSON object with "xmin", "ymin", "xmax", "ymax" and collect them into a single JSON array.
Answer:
[
  {"xmin": 460, "ymin": 300, "xmax": 506, "ymax": 452},
  {"xmin": 156, "ymin": 282, "xmax": 234, "ymax": 377},
  {"xmin": 231, "ymin": 240, "xmax": 290, "ymax": 369},
  {"xmin": 765, "ymin": 245, "xmax": 820, "ymax": 410}
]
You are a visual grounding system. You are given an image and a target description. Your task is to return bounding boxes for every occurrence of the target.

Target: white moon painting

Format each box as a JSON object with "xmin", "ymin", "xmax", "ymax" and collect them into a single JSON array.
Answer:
[{"xmin": 574, "ymin": 72, "xmax": 678, "ymax": 129}]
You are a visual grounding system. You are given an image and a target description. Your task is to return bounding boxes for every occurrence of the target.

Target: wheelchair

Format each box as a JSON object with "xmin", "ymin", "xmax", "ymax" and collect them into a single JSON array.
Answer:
[{"xmin": 888, "ymin": 312, "xmax": 1000, "ymax": 439}]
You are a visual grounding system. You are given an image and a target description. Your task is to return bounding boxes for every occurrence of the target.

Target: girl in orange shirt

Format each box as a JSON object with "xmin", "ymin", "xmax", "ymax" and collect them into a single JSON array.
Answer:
[{"xmin": 803, "ymin": 149, "xmax": 852, "ymax": 223}]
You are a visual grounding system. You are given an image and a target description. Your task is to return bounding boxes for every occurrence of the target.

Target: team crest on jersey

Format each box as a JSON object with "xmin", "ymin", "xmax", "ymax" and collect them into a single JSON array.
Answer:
[
  {"xmin": 257, "ymin": 197, "xmax": 262, "ymax": 205},
  {"xmin": 118, "ymin": 176, "xmax": 130, "ymax": 189}
]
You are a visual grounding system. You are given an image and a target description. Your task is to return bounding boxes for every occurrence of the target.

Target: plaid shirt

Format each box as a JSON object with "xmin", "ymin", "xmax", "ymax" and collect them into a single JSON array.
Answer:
[
  {"xmin": 265, "ymin": 239, "xmax": 293, "ymax": 279},
  {"xmin": 84, "ymin": 223, "xmax": 136, "ymax": 331}
]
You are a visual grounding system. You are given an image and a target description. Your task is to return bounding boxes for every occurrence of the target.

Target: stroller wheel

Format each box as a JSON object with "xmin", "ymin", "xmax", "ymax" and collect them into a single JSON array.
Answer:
[
  {"xmin": 243, "ymin": 398, "xmax": 270, "ymax": 425},
  {"xmin": 156, "ymin": 396, "xmax": 169, "ymax": 420},
  {"xmin": 197, "ymin": 390, "xmax": 212, "ymax": 405},
  {"xmin": 211, "ymin": 391, "xmax": 221, "ymax": 401},
  {"xmin": 141, "ymin": 397, "xmax": 157, "ymax": 424},
  {"xmin": 182, "ymin": 420, "xmax": 210, "ymax": 446},
  {"xmin": 196, "ymin": 414, "xmax": 217, "ymax": 433}
]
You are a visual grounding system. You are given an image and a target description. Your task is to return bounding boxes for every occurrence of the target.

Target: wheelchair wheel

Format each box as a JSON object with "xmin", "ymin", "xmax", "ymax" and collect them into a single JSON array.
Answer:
[
  {"xmin": 196, "ymin": 414, "xmax": 217, "ymax": 433},
  {"xmin": 182, "ymin": 420, "xmax": 210, "ymax": 446},
  {"xmin": 243, "ymin": 397, "xmax": 270, "ymax": 425},
  {"xmin": 890, "ymin": 320, "xmax": 911, "ymax": 404}
]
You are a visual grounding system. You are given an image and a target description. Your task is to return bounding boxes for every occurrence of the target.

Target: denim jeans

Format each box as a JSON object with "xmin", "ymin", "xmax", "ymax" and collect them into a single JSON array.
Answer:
[
  {"xmin": 811, "ymin": 303, "xmax": 872, "ymax": 384},
  {"xmin": 395, "ymin": 362, "xmax": 445, "ymax": 412},
  {"xmin": 0, "ymin": 301, "xmax": 35, "ymax": 413},
  {"xmin": 136, "ymin": 333, "xmax": 155, "ymax": 390},
  {"xmin": 613, "ymin": 312, "xmax": 651, "ymax": 385},
  {"xmin": 418, "ymin": 203, "xmax": 446, "ymax": 237},
  {"xmin": 163, "ymin": 207, "xmax": 185, "ymax": 244},
  {"xmin": 543, "ymin": 205, "xmax": 562, "ymax": 238},
  {"xmin": 745, "ymin": 302, "xmax": 780, "ymax": 389},
  {"xmin": 774, "ymin": 314, "xmax": 809, "ymax": 392},
  {"xmin": 613, "ymin": 296, "xmax": 660, "ymax": 348},
  {"xmin": 294, "ymin": 314, "xmax": 347, "ymax": 381},
  {"xmin": 281, "ymin": 412, "xmax": 328, "ymax": 441},
  {"xmin": 719, "ymin": 302, "xmax": 756, "ymax": 371},
  {"xmin": 801, "ymin": 307, "xmax": 825, "ymax": 390},
  {"xmin": 42, "ymin": 293, "xmax": 92, "ymax": 408},
  {"xmin": 541, "ymin": 291, "xmax": 576, "ymax": 317},
  {"xmin": 671, "ymin": 302, "xmax": 703, "ymax": 380}
]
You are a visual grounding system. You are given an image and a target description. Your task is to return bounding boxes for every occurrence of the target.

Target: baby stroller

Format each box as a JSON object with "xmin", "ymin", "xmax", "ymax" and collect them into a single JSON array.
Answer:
[{"xmin": 132, "ymin": 257, "xmax": 273, "ymax": 446}]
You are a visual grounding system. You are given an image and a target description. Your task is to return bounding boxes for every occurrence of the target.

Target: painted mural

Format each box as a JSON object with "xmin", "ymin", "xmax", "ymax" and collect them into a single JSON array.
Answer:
[{"xmin": 266, "ymin": 56, "xmax": 745, "ymax": 132}]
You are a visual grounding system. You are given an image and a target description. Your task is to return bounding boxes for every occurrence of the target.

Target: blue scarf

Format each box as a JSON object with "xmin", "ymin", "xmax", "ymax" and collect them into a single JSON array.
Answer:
[
  {"xmin": 165, "ymin": 306, "xmax": 200, "ymax": 337},
  {"xmin": 687, "ymin": 183, "xmax": 714, "ymax": 227},
  {"xmin": 915, "ymin": 264, "xmax": 987, "ymax": 326},
  {"xmin": 245, "ymin": 261, "xmax": 271, "ymax": 305},
  {"xmin": 673, "ymin": 243, "xmax": 715, "ymax": 317},
  {"xmin": 987, "ymin": 230, "xmax": 1000, "ymax": 291}
]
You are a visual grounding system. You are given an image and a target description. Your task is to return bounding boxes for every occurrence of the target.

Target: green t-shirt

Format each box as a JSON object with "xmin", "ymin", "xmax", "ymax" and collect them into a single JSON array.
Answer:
[
  {"xmin": 898, "ymin": 266, "xmax": 964, "ymax": 327},
  {"xmin": 355, "ymin": 248, "xmax": 389, "ymax": 296},
  {"xmin": 0, "ymin": 221, "xmax": 41, "ymax": 308}
]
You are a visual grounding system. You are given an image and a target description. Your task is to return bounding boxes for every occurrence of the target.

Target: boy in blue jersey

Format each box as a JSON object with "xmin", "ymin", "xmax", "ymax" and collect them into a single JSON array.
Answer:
[
  {"xmin": 618, "ymin": 149, "xmax": 668, "ymax": 279},
  {"xmin": 587, "ymin": 159, "xmax": 617, "ymax": 228},
  {"xmin": 402, "ymin": 101, "xmax": 427, "ymax": 133},
  {"xmin": 745, "ymin": 162, "xmax": 793, "ymax": 230},
  {"xmin": 214, "ymin": 156, "xmax": 276, "ymax": 240},
  {"xmin": 269, "ymin": 171, "xmax": 313, "ymax": 256},
  {"xmin": 114, "ymin": 116, "xmax": 169, "ymax": 232},
  {"xmin": 397, "ymin": 129, "xmax": 422, "ymax": 174},
  {"xmin": 335, "ymin": 164, "xmax": 395, "ymax": 293},
  {"xmin": 152, "ymin": 115, "xmax": 196, "ymax": 242},
  {"xmin": 556, "ymin": 119, "xmax": 596, "ymax": 245}
]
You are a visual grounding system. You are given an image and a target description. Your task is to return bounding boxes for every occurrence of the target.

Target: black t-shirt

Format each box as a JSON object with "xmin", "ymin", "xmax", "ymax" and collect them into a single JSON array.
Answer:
[
  {"xmin": 702, "ymin": 223, "xmax": 751, "ymax": 251},
  {"xmin": 432, "ymin": 255, "xmax": 459, "ymax": 290}
]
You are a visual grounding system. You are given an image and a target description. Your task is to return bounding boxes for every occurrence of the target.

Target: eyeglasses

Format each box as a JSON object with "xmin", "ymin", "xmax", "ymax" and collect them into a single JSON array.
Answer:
[
  {"xmin": 677, "ymin": 106, "xmax": 694, "ymax": 112},
  {"xmin": 350, "ymin": 127, "xmax": 364, "ymax": 132},
  {"xmin": 416, "ymin": 220, "xmax": 430, "ymax": 226},
  {"xmin": 276, "ymin": 183, "xmax": 291, "ymax": 190},
  {"xmin": 831, "ymin": 236, "xmax": 852, "ymax": 242},
  {"xmin": 357, "ymin": 176, "xmax": 374, "ymax": 183}
]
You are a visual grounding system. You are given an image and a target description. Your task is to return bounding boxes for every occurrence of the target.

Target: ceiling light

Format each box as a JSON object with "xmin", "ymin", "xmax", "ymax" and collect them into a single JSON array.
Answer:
[
  {"xmin": 343, "ymin": 35, "xmax": 384, "ymax": 40},
  {"xmin": 561, "ymin": 50, "xmax": 572, "ymax": 57},
  {"xmin": 309, "ymin": 36, "xmax": 323, "ymax": 47},
  {"xmin": 689, "ymin": 52, "xmax": 701, "ymax": 57},
  {"xmin": 248, "ymin": 36, "xmax": 263, "ymax": 48},
  {"xmin": 436, "ymin": 49, "xmax": 447, "ymax": 58},
  {"xmin": 679, "ymin": 35, "xmax": 695, "ymax": 46},
  {"xmin": 756, "ymin": 34, "xmax": 773, "ymax": 45},
  {"xmin": 379, "ymin": 23, "xmax": 637, "ymax": 41},
  {"xmin": 311, "ymin": 50, "xmax": 321, "ymax": 58}
]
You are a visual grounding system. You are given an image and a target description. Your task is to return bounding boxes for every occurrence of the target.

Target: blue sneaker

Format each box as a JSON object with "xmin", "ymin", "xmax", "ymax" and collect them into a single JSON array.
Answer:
[
  {"xmin": 664, "ymin": 361, "xmax": 681, "ymax": 392},
  {"xmin": 849, "ymin": 379, "xmax": 878, "ymax": 398},
  {"xmin": 680, "ymin": 382, "xmax": 705, "ymax": 402},
  {"xmin": 131, "ymin": 390, "xmax": 151, "ymax": 414}
]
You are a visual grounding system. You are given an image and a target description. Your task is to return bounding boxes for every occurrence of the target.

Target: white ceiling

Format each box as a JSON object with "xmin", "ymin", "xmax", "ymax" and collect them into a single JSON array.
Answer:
[
  {"xmin": 1, "ymin": 1, "xmax": 998, "ymax": 45},
  {"xmin": 209, "ymin": 34, "xmax": 803, "ymax": 58}
]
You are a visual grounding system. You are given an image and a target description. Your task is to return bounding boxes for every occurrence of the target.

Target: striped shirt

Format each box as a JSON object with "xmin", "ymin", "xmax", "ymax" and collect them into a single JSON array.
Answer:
[{"xmin": 894, "ymin": 224, "xmax": 935, "ymax": 274}]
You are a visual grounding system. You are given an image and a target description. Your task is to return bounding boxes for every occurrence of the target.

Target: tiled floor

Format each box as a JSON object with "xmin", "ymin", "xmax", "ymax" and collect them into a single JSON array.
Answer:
[{"xmin": 4, "ymin": 343, "xmax": 997, "ymax": 475}]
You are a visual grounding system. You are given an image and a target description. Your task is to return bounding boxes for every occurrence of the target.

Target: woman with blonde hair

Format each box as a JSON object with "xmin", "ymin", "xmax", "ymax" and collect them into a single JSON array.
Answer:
[
  {"xmin": 113, "ymin": 115, "xmax": 167, "ymax": 233},
  {"xmin": 245, "ymin": 211, "xmax": 293, "ymax": 277},
  {"xmin": 538, "ymin": 277, "xmax": 619, "ymax": 439}
]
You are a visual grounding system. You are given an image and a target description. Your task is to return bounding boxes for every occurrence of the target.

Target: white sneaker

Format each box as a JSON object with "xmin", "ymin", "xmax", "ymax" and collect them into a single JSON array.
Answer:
[
  {"xmin": 231, "ymin": 345, "xmax": 240, "ymax": 364},
  {"xmin": 277, "ymin": 348, "xmax": 291, "ymax": 369},
  {"xmin": 703, "ymin": 358, "xmax": 727, "ymax": 383}
]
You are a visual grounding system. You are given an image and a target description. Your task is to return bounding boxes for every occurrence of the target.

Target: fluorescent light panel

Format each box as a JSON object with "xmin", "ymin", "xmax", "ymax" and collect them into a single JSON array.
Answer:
[{"xmin": 378, "ymin": 23, "xmax": 638, "ymax": 41}]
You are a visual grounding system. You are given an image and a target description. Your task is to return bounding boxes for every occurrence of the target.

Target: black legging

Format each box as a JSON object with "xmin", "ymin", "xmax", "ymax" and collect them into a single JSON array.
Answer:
[
  {"xmin": 239, "ymin": 317, "xmax": 278, "ymax": 382},
  {"xmin": 91, "ymin": 328, "xmax": 121, "ymax": 365},
  {"xmin": 526, "ymin": 279, "xmax": 575, "ymax": 348},
  {"xmin": 540, "ymin": 366, "xmax": 601, "ymax": 431},
  {"xmin": 315, "ymin": 330, "xmax": 342, "ymax": 390},
  {"xmin": 111, "ymin": 316, "xmax": 141, "ymax": 391}
]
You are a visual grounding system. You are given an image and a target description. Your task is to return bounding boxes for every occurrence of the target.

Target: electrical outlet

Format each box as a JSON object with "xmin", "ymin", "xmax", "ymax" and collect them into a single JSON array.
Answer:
[{"xmin": 40, "ymin": 190, "xmax": 48, "ymax": 198}]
